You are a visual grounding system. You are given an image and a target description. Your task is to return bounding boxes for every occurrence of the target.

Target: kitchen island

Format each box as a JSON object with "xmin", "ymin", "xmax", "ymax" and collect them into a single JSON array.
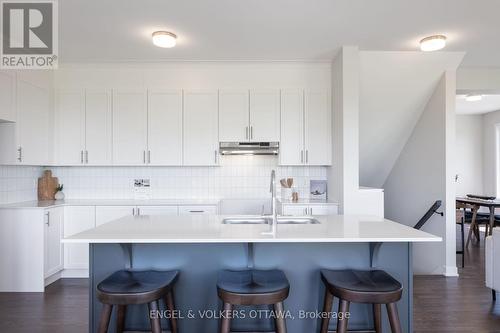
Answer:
[{"xmin": 64, "ymin": 214, "xmax": 440, "ymax": 333}]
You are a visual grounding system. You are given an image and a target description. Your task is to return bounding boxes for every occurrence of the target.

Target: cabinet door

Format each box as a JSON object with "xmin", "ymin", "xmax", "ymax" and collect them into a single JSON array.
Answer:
[
  {"xmin": 0, "ymin": 71, "xmax": 16, "ymax": 122},
  {"xmin": 305, "ymin": 90, "xmax": 331, "ymax": 165},
  {"xmin": 310, "ymin": 205, "xmax": 338, "ymax": 216},
  {"xmin": 280, "ymin": 89, "xmax": 304, "ymax": 165},
  {"xmin": 219, "ymin": 89, "xmax": 249, "ymax": 142},
  {"xmin": 56, "ymin": 91, "xmax": 85, "ymax": 165},
  {"xmin": 95, "ymin": 206, "xmax": 135, "ymax": 227},
  {"xmin": 63, "ymin": 206, "xmax": 95, "ymax": 270},
  {"xmin": 85, "ymin": 89, "xmax": 112, "ymax": 165},
  {"xmin": 249, "ymin": 89, "xmax": 280, "ymax": 142},
  {"xmin": 183, "ymin": 90, "xmax": 219, "ymax": 166},
  {"xmin": 281, "ymin": 205, "xmax": 309, "ymax": 216},
  {"xmin": 178, "ymin": 205, "xmax": 218, "ymax": 215},
  {"xmin": 137, "ymin": 206, "xmax": 178, "ymax": 216},
  {"xmin": 17, "ymin": 80, "xmax": 50, "ymax": 165},
  {"xmin": 112, "ymin": 89, "xmax": 147, "ymax": 165},
  {"xmin": 147, "ymin": 89, "xmax": 183, "ymax": 165},
  {"xmin": 44, "ymin": 208, "xmax": 64, "ymax": 277}
]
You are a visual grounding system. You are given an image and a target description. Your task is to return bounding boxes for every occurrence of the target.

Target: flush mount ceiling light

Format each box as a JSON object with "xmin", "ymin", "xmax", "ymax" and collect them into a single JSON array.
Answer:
[
  {"xmin": 419, "ymin": 35, "xmax": 447, "ymax": 52},
  {"xmin": 465, "ymin": 94, "xmax": 483, "ymax": 102},
  {"xmin": 152, "ymin": 31, "xmax": 177, "ymax": 48}
]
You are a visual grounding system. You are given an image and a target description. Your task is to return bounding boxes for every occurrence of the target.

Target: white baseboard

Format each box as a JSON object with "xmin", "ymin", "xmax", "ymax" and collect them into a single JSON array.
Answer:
[
  {"xmin": 61, "ymin": 269, "xmax": 89, "ymax": 278},
  {"xmin": 44, "ymin": 271, "xmax": 62, "ymax": 287},
  {"xmin": 443, "ymin": 265, "xmax": 459, "ymax": 277}
]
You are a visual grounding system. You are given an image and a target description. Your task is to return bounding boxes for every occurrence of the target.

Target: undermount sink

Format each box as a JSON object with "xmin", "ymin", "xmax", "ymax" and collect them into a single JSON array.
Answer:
[{"xmin": 222, "ymin": 216, "xmax": 320, "ymax": 225}]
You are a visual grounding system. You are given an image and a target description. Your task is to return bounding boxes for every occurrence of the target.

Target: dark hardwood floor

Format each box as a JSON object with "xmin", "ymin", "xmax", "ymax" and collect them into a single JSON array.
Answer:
[
  {"xmin": 414, "ymin": 226, "xmax": 500, "ymax": 333},
  {"xmin": 0, "ymin": 227, "xmax": 499, "ymax": 332}
]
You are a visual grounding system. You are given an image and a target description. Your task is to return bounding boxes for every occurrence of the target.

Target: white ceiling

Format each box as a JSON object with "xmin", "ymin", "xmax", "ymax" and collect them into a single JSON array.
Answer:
[
  {"xmin": 59, "ymin": 0, "xmax": 500, "ymax": 66},
  {"xmin": 456, "ymin": 95, "xmax": 500, "ymax": 115}
]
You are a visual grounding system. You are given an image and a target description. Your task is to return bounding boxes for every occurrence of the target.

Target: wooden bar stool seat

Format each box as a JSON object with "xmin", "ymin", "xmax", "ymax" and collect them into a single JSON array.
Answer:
[
  {"xmin": 96, "ymin": 270, "xmax": 179, "ymax": 333},
  {"xmin": 320, "ymin": 269, "xmax": 403, "ymax": 333},
  {"xmin": 217, "ymin": 269, "xmax": 290, "ymax": 333}
]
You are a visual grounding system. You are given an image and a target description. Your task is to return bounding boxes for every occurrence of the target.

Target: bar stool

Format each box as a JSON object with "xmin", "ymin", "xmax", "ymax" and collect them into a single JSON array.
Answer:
[
  {"xmin": 217, "ymin": 269, "xmax": 290, "ymax": 333},
  {"xmin": 96, "ymin": 269, "xmax": 179, "ymax": 333},
  {"xmin": 320, "ymin": 269, "xmax": 403, "ymax": 333}
]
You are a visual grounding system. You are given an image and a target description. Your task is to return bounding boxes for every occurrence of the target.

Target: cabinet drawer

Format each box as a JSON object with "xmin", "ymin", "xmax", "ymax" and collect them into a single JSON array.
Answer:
[
  {"xmin": 310, "ymin": 205, "xmax": 338, "ymax": 216},
  {"xmin": 178, "ymin": 205, "xmax": 217, "ymax": 215},
  {"xmin": 282, "ymin": 205, "xmax": 309, "ymax": 216}
]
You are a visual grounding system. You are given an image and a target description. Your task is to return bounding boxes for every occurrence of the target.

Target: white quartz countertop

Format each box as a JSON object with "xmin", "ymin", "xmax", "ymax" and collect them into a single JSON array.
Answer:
[
  {"xmin": 0, "ymin": 199, "xmax": 221, "ymax": 209},
  {"xmin": 278, "ymin": 199, "xmax": 339, "ymax": 205},
  {"xmin": 63, "ymin": 214, "xmax": 441, "ymax": 244}
]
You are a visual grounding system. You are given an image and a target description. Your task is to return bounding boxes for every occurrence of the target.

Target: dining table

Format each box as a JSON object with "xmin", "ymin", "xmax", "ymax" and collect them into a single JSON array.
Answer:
[{"xmin": 456, "ymin": 196, "xmax": 500, "ymax": 247}]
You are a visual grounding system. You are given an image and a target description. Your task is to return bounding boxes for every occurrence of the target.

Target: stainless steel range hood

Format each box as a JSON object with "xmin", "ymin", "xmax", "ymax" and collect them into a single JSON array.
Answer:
[{"xmin": 219, "ymin": 142, "xmax": 279, "ymax": 155}]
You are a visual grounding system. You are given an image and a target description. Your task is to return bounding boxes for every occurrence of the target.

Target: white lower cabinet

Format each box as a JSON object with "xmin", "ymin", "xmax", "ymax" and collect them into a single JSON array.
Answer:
[
  {"xmin": 44, "ymin": 207, "xmax": 64, "ymax": 278},
  {"xmin": 96, "ymin": 206, "xmax": 135, "ymax": 226},
  {"xmin": 281, "ymin": 204, "xmax": 338, "ymax": 216},
  {"xmin": 137, "ymin": 206, "xmax": 178, "ymax": 216},
  {"xmin": 63, "ymin": 206, "xmax": 95, "ymax": 273}
]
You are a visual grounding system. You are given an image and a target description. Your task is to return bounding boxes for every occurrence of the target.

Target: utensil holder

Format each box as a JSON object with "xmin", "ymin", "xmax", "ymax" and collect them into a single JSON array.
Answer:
[{"xmin": 281, "ymin": 188, "xmax": 293, "ymax": 201}]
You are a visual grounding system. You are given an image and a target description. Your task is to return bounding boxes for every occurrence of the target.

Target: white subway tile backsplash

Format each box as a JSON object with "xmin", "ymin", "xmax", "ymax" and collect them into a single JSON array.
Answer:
[{"xmin": 0, "ymin": 166, "xmax": 43, "ymax": 204}]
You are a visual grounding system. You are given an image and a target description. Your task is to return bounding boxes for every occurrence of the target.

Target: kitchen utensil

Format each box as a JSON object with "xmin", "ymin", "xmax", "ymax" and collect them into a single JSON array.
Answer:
[
  {"xmin": 280, "ymin": 179, "xmax": 288, "ymax": 188},
  {"xmin": 38, "ymin": 170, "xmax": 59, "ymax": 200},
  {"xmin": 287, "ymin": 178, "xmax": 293, "ymax": 188}
]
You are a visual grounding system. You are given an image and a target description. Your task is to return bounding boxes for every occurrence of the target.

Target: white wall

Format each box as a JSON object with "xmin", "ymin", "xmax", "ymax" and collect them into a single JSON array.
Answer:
[
  {"xmin": 384, "ymin": 72, "xmax": 457, "ymax": 276},
  {"xmin": 455, "ymin": 115, "xmax": 483, "ymax": 196},
  {"xmin": 482, "ymin": 110, "xmax": 500, "ymax": 197}
]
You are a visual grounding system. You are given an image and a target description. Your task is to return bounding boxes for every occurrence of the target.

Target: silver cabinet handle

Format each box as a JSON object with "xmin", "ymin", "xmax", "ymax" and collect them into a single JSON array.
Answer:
[
  {"xmin": 306, "ymin": 150, "xmax": 309, "ymax": 164},
  {"xmin": 300, "ymin": 150, "xmax": 304, "ymax": 163},
  {"xmin": 17, "ymin": 147, "xmax": 22, "ymax": 162},
  {"xmin": 189, "ymin": 210, "xmax": 204, "ymax": 213},
  {"xmin": 245, "ymin": 126, "xmax": 249, "ymax": 140},
  {"xmin": 304, "ymin": 208, "xmax": 307, "ymax": 215},
  {"xmin": 45, "ymin": 211, "xmax": 50, "ymax": 226},
  {"xmin": 250, "ymin": 126, "xmax": 253, "ymax": 140},
  {"xmin": 132, "ymin": 208, "xmax": 135, "ymax": 215},
  {"xmin": 147, "ymin": 150, "xmax": 151, "ymax": 164},
  {"xmin": 143, "ymin": 151, "xmax": 146, "ymax": 164},
  {"xmin": 137, "ymin": 208, "xmax": 141, "ymax": 215},
  {"xmin": 309, "ymin": 207, "xmax": 313, "ymax": 215},
  {"xmin": 85, "ymin": 150, "xmax": 89, "ymax": 164},
  {"xmin": 80, "ymin": 150, "xmax": 84, "ymax": 164},
  {"xmin": 214, "ymin": 150, "xmax": 218, "ymax": 164}
]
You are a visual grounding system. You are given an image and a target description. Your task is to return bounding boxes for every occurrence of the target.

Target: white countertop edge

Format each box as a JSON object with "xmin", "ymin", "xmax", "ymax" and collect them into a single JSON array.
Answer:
[
  {"xmin": 0, "ymin": 199, "xmax": 221, "ymax": 209},
  {"xmin": 278, "ymin": 199, "xmax": 339, "ymax": 205},
  {"xmin": 63, "ymin": 237, "xmax": 442, "ymax": 244}
]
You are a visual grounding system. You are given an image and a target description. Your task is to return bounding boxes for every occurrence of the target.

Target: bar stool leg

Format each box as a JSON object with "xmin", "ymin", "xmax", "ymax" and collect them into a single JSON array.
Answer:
[
  {"xmin": 97, "ymin": 304, "xmax": 113, "ymax": 333},
  {"xmin": 273, "ymin": 301, "xmax": 287, "ymax": 333},
  {"xmin": 220, "ymin": 302, "xmax": 233, "ymax": 333},
  {"xmin": 372, "ymin": 303, "xmax": 382, "ymax": 333},
  {"xmin": 165, "ymin": 291, "xmax": 178, "ymax": 333},
  {"xmin": 116, "ymin": 305, "xmax": 126, "ymax": 333},
  {"xmin": 148, "ymin": 300, "xmax": 162, "ymax": 333},
  {"xmin": 320, "ymin": 290, "xmax": 334, "ymax": 333},
  {"xmin": 386, "ymin": 302, "xmax": 402, "ymax": 333},
  {"xmin": 336, "ymin": 299, "xmax": 350, "ymax": 333}
]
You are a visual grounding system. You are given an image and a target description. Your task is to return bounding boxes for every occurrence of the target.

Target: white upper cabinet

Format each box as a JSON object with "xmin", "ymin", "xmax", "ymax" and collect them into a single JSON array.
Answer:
[
  {"xmin": 147, "ymin": 89, "xmax": 183, "ymax": 165},
  {"xmin": 183, "ymin": 90, "xmax": 219, "ymax": 166},
  {"xmin": 279, "ymin": 89, "xmax": 331, "ymax": 166},
  {"xmin": 17, "ymin": 79, "xmax": 50, "ymax": 165},
  {"xmin": 0, "ymin": 72, "xmax": 16, "ymax": 122},
  {"xmin": 249, "ymin": 89, "xmax": 280, "ymax": 142},
  {"xmin": 280, "ymin": 89, "xmax": 304, "ymax": 165},
  {"xmin": 218, "ymin": 89, "xmax": 249, "ymax": 142},
  {"xmin": 56, "ymin": 91, "xmax": 85, "ymax": 165},
  {"xmin": 304, "ymin": 90, "xmax": 331, "ymax": 165},
  {"xmin": 112, "ymin": 89, "xmax": 148, "ymax": 165},
  {"xmin": 85, "ymin": 89, "xmax": 112, "ymax": 165}
]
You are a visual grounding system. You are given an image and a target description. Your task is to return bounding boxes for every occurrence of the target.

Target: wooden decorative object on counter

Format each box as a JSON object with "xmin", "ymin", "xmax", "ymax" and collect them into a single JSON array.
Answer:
[{"xmin": 38, "ymin": 170, "xmax": 59, "ymax": 200}]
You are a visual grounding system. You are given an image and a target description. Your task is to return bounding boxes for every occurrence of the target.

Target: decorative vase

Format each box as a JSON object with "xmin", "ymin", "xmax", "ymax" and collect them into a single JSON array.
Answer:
[{"xmin": 55, "ymin": 191, "xmax": 65, "ymax": 200}]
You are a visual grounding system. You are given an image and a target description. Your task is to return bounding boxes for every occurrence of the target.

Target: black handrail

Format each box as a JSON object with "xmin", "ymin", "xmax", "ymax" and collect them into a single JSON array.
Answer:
[{"xmin": 414, "ymin": 200, "xmax": 443, "ymax": 230}]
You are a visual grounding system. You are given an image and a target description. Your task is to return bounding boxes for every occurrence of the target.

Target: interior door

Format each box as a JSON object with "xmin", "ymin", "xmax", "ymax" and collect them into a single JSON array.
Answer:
[
  {"xmin": 304, "ymin": 90, "xmax": 331, "ymax": 165},
  {"xmin": 17, "ymin": 80, "xmax": 50, "ymax": 165},
  {"xmin": 249, "ymin": 89, "xmax": 280, "ymax": 142},
  {"xmin": 112, "ymin": 89, "xmax": 147, "ymax": 165},
  {"xmin": 218, "ymin": 89, "xmax": 249, "ymax": 142},
  {"xmin": 63, "ymin": 206, "xmax": 95, "ymax": 270},
  {"xmin": 279, "ymin": 89, "xmax": 304, "ymax": 165},
  {"xmin": 56, "ymin": 90, "xmax": 85, "ymax": 165},
  {"xmin": 85, "ymin": 89, "xmax": 112, "ymax": 165},
  {"xmin": 147, "ymin": 89, "xmax": 183, "ymax": 165},
  {"xmin": 183, "ymin": 90, "xmax": 219, "ymax": 166}
]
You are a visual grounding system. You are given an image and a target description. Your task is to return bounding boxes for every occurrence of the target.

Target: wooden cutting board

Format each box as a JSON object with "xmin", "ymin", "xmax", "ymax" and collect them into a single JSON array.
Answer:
[{"xmin": 38, "ymin": 170, "xmax": 59, "ymax": 200}]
